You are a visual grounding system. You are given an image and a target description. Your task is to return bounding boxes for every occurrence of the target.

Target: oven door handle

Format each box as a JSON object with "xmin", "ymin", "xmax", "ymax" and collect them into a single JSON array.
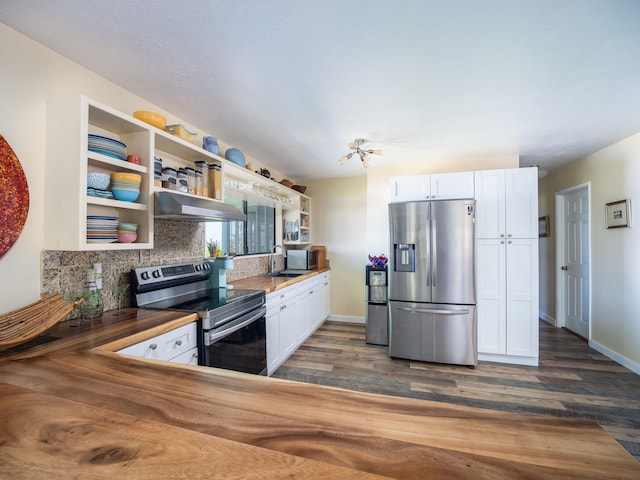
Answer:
[{"xmin": 205, "ymin": 306, "xmax": 267, "ymax": 345}]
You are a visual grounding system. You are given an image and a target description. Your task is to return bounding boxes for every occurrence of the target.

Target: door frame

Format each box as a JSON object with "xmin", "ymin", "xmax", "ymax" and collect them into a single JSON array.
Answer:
[{"xmin": 554, "ymin": 182, "xmax": 591, "ymax": 337}]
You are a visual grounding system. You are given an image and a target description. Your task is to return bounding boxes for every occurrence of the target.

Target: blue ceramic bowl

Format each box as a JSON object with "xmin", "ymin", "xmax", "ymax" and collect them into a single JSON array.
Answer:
[
  {"xmin": 225, "ymin": 148, "xmax": 246, "ymax": 167},
  {"xmin": 111, "ymin": 188, "xmax": 140, "ymax": 202},
  {"xmin": 87, "ymin": 172, "xmax": 110, "ymax": 190}
]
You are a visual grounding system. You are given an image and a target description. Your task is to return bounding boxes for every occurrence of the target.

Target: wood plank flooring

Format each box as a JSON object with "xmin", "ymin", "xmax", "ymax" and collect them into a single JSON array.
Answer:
[{"xmin": 273, "ymin": 320, "xmax": 640, "ymax": 462}]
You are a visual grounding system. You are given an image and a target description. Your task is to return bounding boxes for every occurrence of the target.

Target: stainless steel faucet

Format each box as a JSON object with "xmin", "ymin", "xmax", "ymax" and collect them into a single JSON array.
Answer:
[{"xmin": 269, "ymin": 244, "xmax": 286, "ymax": 274}]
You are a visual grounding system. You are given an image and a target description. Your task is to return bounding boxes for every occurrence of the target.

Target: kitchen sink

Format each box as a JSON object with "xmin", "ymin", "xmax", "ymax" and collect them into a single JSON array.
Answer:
[{"xmin": 266, "ymin": 269, "xmax": 310, "ymax": 278}]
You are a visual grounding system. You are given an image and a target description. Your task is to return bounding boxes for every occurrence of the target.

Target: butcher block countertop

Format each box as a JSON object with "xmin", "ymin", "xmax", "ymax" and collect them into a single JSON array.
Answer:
[
  {"xmin": 1, "ymin": 308, "xmax": 639, "ymax": 478},
  {"xmin": 230, "ymin": 266, "xmax": 330, "ymax": 293}
]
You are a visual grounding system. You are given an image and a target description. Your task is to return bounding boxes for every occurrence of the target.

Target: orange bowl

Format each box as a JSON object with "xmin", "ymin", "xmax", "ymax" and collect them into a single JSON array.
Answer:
[{"xmin": 111, "ymin": 172, "xmax": 142, "ymax": 184}]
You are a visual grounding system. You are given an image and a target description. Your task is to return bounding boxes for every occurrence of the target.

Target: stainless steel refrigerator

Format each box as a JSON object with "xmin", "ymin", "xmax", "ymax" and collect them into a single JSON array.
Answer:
[{"xmin": 388, "ymin": 200, "xmax": 477, "ymax": 366}]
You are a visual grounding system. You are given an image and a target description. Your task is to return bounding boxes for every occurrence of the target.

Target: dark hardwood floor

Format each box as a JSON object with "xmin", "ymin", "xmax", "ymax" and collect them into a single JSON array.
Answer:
[{"xmin": 273, "ymin": 320, "xmax": 640, "ymax": 462}]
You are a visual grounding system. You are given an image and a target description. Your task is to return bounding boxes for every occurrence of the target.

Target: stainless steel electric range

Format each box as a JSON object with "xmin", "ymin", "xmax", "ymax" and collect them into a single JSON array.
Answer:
[{"xmin": 132, "ymin": 261, "xmax": 267, "ymax": 375}]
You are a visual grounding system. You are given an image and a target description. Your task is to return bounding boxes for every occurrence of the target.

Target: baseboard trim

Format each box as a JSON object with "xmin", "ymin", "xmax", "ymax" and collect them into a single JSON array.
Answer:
[
  {"xmin": 589, "ymin": 339, "xmax": 640, "ymax": 375},
  {"xmin": 327, "ymin": 315, "xmax": 365, "ymax": 324},
  {"xmin": 478, "ymin": 353, "xmax": 539, "ymax": 366},
  {"xmin": 539, "ymin": 312, "xmax": 556, "ymax": 326}
]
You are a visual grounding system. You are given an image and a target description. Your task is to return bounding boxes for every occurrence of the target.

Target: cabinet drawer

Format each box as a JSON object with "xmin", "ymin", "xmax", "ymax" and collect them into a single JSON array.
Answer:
[
  {"xmin": 162, "ymin": 322, "xmax": 197, "ymax": 360},
  {"xmin": 118, "ymin": 337, "xmax": 163, "ymax": 360},
  {"xmin": 267, "ymin": 284, "xmax": 300, "ymax": 310},
  {"xmin": 169, "ymin": 346, "xmax": 199, "ymax": 365}
]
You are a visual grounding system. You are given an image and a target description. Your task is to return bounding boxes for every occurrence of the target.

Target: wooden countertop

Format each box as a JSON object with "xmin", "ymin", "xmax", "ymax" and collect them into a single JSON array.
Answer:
[
  {"xmin": 230, "ymin": 267, "xmax": 330, "ymax": 293},
  {"xmin": 0, "ymin": 303, "xmax": 638, "ymax": 478}
]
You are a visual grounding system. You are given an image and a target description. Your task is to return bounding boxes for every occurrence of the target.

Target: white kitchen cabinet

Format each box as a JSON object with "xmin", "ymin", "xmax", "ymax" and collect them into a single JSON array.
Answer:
[
  {"xmin": 266, "ymin": 283, "xmax": 300, "ymax": 374},
  {"xmin": 117, "ymin": 322, "xmax": 198, "ymax": 364},
  {"xmin": 475, "ymin": 167, "xmax": 538, "ymax": 239},
  {"xmin": 475, "ymin": 167, "xmax": 539, "ymax": 366},
  {"xmin": 389, "ymin": 172, "xmax": 474, "ymax": 202},
  {"xmin": 45, "ymin": 95, "xmax": 153, "ymax": 250},
  {"xmin": 266, "ymin": 272, "xmax": 331, "ymax": 375},
  {"xmin": 44, "ymin": 95, "xmax": 228, "ymax": 251}
]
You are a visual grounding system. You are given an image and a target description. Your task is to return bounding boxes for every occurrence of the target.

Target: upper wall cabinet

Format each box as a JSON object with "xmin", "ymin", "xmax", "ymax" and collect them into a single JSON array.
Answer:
[
  {"xmin": 390, "ymin": 171, "xmax": 474, "ymax": 202},
  {"xmin": 44, "ymin": 96, "xmax": 154, "ymax": 250},
  {"xmin": 44, "ymin": 95, "xmax": 230, "ymax": 251},
  {"xmin": 474, "ymin": 167, "xmax": 538, "ymax": 239}
]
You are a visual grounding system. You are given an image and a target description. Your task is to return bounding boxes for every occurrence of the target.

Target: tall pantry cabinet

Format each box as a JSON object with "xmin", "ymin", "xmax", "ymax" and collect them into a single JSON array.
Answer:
[{"xmin": 475, "ymin": 167, "xmax": 539, "ymax": 366}]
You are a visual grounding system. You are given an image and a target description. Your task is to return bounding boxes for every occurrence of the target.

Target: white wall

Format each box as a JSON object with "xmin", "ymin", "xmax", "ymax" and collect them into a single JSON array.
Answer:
[
  {"xmin": 539, "ymin": 131, "xmax": 640, "ymax": 370},
  {"xmin": 305, "ymin": 176, "xmax": 367, "ymax": 319}
]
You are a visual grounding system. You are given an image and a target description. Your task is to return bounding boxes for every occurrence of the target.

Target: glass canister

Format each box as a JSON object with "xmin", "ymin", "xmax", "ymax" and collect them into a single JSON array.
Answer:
[
  {"xmin": 195, "ymin": 170, "xmax": 204, "ymax": 196},
  {"xmin": 185, "ymin": 167, "xmax": 196, "ymax": 194},
  {"xmin": 195, "ymin": 161, "xmax": 209, "ymax": 197},
  {"xmin": 208, "ymin": 164, "xmax": 222, "ymax": 200}
]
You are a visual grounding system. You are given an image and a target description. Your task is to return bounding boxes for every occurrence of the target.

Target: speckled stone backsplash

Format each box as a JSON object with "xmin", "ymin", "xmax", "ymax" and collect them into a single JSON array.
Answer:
[{"xmin": 41, "ymin": 220, "xmax": 281, "ymax": 315}]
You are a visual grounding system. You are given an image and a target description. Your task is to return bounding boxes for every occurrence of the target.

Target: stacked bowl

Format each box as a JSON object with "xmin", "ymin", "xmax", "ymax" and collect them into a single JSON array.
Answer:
[
  {"xmin": 111, "ymin": 172, "xmax": 141, "ymax": 202},
  {"xmin": 117, "ymin": 222, "xmax": 138, "ymax": 243}
]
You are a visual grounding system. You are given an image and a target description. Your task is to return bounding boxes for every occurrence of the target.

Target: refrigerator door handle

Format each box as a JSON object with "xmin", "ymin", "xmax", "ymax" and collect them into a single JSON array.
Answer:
[
  {"xmin": 396, "ymin": 306, "xmax": 470, "ymax": 315},
  {"xmin": 431, "ymin": 218, "xmax": 437, "ymax": 288}
]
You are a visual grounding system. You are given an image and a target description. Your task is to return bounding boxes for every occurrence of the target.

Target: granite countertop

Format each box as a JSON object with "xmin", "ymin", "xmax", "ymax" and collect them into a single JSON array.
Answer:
[{"xmin": 1, "ymin": 286, "xmax": 638, "ymax": 478}]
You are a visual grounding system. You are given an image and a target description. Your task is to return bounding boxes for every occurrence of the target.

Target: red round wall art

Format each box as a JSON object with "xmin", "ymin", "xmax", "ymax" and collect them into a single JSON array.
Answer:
[{"xmin": 0, "ymin": 135, "xmax": 29, "ymax": 259}]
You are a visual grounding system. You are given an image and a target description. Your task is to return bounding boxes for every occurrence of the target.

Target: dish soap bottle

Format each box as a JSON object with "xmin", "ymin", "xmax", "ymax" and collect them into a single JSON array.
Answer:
[{"xmin": 78, "ymin": 267, "xmax": 104, "ymax": 320}]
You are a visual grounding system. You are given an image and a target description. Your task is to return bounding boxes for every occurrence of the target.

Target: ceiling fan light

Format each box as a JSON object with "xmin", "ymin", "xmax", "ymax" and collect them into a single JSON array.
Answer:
[
  {"xmin": 338, "ymin": 155, "xmax": 348, "ymax": 165},
  {"xmin": 362, "ymin": 158, "xmax": 369, "ymax": 168},
  {"xmin": 372, "ymin": 149, "xmax": 383, "ymax": 155}
]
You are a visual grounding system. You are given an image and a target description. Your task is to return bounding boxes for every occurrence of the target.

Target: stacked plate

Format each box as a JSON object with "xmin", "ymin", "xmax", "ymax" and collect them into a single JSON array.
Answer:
[
  {"xmin": 86, "ymin": 215, "xmax": 119, "ymax": 243},
  {"xmin": 88, "ymin": 134, "xmax": 127, "ymax": 161},
  {"xmin": 87, "ymin": 187, "xmax": 114, "ymax": 199}
]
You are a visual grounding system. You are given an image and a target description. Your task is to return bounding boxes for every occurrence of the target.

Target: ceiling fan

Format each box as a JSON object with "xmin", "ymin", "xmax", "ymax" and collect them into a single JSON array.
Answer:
[{"xmin": 338, "ymin": 139, "xmax": 383, "ymax": 168}]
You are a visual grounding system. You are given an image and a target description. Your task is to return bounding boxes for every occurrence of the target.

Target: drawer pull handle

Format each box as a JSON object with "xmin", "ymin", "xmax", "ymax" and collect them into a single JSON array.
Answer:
[
  {"xmin": 149, "ymin": 343, "xmax": 157, "ymax": 350},
  {"xmin": 175, "ymin": 339, "xmax": 183, "ymax": 346}
]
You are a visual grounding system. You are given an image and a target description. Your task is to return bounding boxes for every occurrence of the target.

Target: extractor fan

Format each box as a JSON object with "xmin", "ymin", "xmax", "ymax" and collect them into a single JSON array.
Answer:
[{"xmin": 338, "ymin": 139, "xmax": 383, "ymax": 168}]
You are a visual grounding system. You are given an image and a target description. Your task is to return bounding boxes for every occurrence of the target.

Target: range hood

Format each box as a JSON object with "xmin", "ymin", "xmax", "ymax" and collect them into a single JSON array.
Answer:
[{"xmin": 154, "ymin": 192, "xmax": 246, "ymax": 222}]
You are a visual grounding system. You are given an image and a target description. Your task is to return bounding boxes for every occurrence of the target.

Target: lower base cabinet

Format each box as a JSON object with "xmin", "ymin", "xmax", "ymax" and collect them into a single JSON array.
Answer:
[
  {"xmin": 476, "ymin": 238, "xmax": 539, "ymax": 365},
  {"xmin": 266, "ymin": 272, "xmax": 330, "ymax": 375},
  {"xmin": 117, "ymin": 322, "xmax": 198, "ymax": 365}
]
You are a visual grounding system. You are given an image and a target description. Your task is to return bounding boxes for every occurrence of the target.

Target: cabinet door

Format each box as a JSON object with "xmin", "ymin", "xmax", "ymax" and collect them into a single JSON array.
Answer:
[
  {"xmin": 279, "ymin": 298, "xmax": 300, "ymax": 358},
  {"xmin": 505, "ymin": 239, "xmax": 539, "ymax": 357},
  {"xmin": 430, "ymin": 171, "xmax": 474, "ymax": 200},
  {"xmin": 476, "ymin": 238, "xmax": 507, "ymax": 354},
  {"xmin": 318, "ymin": 273, "xmax": 331, "ymax": 324},
  {"xmin": 162, "ymin": 322, "xmax": 197, "ymax": 360},
  {"xmin": 504, "ymin": 168, "xmax": 538, "ymax": 238},
  {"xmin": 474, "ymin": 169, "xmax": 506, "ymax": 239},
  {"xmin": 266, "ymin": 309, "xmax": 282, "ymax": 375},
  {"xmin": 297, "ymin": 287, "xmax": 316, "ymax": 339},
  {"xmin": 390, "ymin": 175, "xmax": 430, "ymax": 202}
]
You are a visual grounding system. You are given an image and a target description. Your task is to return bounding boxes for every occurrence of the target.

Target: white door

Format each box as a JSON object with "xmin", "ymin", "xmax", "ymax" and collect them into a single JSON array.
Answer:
[{"xmin": 560, "ymin": 187, "xmax": 590, "ymax": 338}]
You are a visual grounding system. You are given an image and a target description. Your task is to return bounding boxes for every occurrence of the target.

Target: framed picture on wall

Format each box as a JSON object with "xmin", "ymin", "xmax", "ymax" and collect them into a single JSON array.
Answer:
[
  {"xmin": 606, "ymin": 199, "xmax": 631, "ymax": 228},
  {"xmin": 538, "ymin": 216, "xmax": 550, "ymax": 237}
]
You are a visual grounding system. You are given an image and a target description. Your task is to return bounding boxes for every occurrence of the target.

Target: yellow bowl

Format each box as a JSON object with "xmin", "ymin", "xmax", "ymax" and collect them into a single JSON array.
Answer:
[
  {"xmin": 166, "ymin": 124, "xmax": 196, "ymax": 142},
  {"xmin": 133, "ymin": 111, "xmax": 167, "ymax": 129},
  {"xmin": 111, "ymin": 172, "xmax": 142, "ymax": 184}
]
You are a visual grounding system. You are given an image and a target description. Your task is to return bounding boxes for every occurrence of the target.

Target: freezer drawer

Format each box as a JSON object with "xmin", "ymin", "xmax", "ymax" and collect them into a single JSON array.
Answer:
[{"xmin": 389, "ymin": 300, "xmax": 477, "ymax": 366}]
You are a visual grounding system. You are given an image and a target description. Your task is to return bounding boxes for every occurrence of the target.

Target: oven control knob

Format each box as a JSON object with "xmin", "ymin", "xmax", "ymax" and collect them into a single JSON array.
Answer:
[
  {"xmin": 141, "ymin": 271, "xmax": 150, "ymax": 280},
  {"xmin": 152, "ymin": 270, "xmax": 161, "ymax": 278},
  {"xmin": 195, "ymin": 264, "xmax": 202, "ymax": 271},
  {"xmin": 202, "ymin": 262, "xmax": 210, "ymax": 270}
]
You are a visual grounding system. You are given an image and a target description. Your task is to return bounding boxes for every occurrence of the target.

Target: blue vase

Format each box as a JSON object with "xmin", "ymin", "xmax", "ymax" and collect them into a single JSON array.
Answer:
[{"xmin": 202, "ymin": 136, "xmax": 220, "ymax": 155}]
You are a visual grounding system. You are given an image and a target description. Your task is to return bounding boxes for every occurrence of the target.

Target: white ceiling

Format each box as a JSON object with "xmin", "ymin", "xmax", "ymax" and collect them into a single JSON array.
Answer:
[{"xmin": 2, "ymin": 0, "xmax": 640, "ymax": 180}]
